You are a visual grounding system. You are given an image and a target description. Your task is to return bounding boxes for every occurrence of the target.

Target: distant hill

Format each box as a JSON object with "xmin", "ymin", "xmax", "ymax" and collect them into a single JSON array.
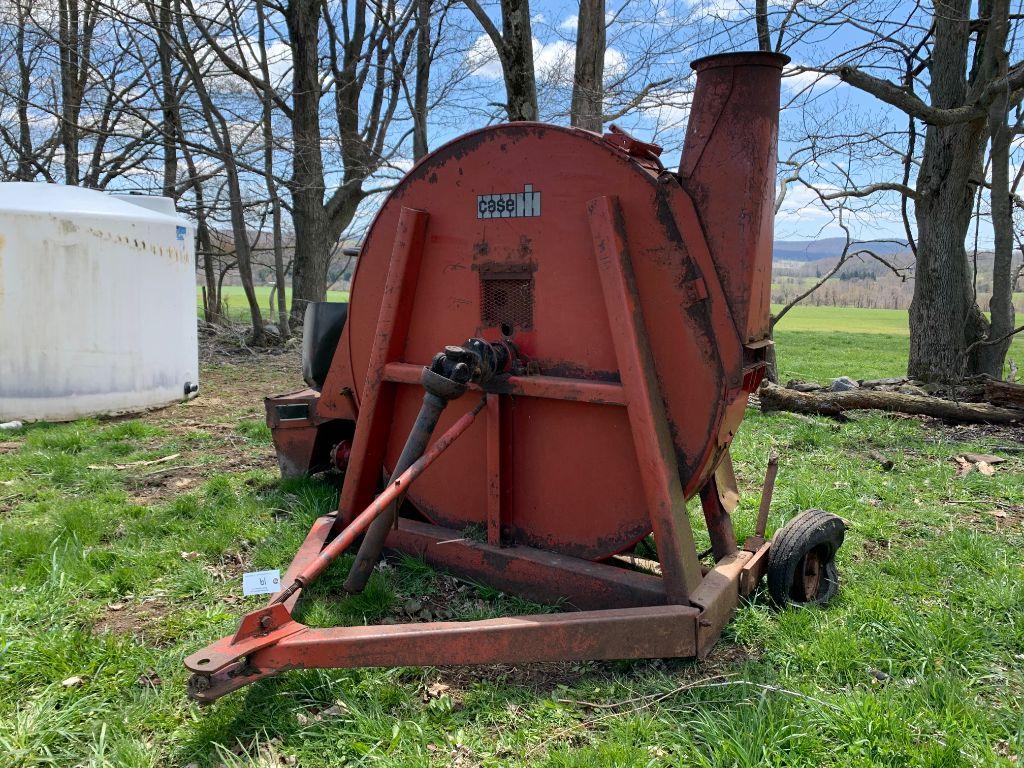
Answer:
[{"xmin": 773, "ymin": 237, "xmax": 910, "ymax": 263}]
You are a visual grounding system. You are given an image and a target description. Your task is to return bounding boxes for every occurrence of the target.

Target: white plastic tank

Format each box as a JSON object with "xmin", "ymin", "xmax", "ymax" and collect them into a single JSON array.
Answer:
[{"xmin": 0, "ymin": 183, "xmax": 199, "ymax": 422}]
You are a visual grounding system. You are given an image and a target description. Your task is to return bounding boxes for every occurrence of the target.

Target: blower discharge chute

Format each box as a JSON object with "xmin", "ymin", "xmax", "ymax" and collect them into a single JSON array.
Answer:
[{"xmin": 186, "ymin": 51, "xmax": 846, "ymax": 703}]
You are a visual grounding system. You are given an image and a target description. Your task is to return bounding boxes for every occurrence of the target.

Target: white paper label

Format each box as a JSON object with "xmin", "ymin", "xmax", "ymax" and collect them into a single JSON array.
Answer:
[{"xmin": 242, "ymin": 569, "xmax": 281, "ymax": 596}]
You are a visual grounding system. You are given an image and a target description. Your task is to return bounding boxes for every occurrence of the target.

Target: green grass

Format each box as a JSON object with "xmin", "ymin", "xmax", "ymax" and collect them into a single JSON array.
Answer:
[
  {"xmin": 772, "ymin": 305, "xmax": 1024, "ymax": 382},
  {"xmin": 773, "ymin": 305, "xmax": 911, "ymax": 336},
  {"xmin": 199, "ymin": 286, "xmax": 350, "ymax": 322},
  {"xmin": 2, "ymin": 307, "xmax": 1023, "ymax": 766}
]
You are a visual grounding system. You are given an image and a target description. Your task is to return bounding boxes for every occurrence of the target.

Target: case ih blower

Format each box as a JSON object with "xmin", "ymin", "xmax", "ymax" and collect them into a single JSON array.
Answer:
[{"xmin": 186, "ymin": 51, "xmax": 846, "ymax": 702}]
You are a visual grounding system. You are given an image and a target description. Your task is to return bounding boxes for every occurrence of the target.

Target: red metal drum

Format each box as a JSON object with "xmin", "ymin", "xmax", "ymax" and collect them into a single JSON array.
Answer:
[{"xmin": 340, "ymin": 53, "xmax": 785, "ymax": 561}]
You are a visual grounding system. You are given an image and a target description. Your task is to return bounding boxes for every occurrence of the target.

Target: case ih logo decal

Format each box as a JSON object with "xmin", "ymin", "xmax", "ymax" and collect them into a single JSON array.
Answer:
[{"xmin": 477, "ymin": 184, "xmax": 541, "ymax": 219}]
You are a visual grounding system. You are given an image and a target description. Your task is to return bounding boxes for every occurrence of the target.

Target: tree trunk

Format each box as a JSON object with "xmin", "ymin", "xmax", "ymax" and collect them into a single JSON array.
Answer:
[
  {"xmin": 907, "ymin": 0, "xmax": 990, "ymax": 383},
  {"xmin": 984, "ymin": 378, "xmax": 1024, "ymax": 407},
  {"xmin": 185, "ymin": 152, "xmax": 219, "ymax": 324},
  {"xmin": 224, "ymin": 170, "xmax": 266, "ymax": 342},
  {"xmin": 759, "ymin": 381, "xmax": 1024, "ymax": 423},
  {"xmin": 57, "ymin": 0, "xmax": 82, "ymax": 185},
  {"xmin": 978, "ymin": 4, "xmax": 1015, "ymax": 378},
  {"xmin": 257, "ymin": 0, "xmax": 290, "ymax": 338},
  {"xmin": 499, "ymin": 0, "xmax": 537, "ymax": 121},
  {"xmin": 908, "ymin": 118, "xmax": 989, "ymax": 382},
  {"xmin": 413, "ymin": 0, "xmax": 431, "ymax": 159},
  {"xmin": 14, "ymin": 0, "xmax": 35, "ymax": 180},
  {"xmin": 755, "ymin": 0, "xmax": 770, "ymax": 51},
  {"xmin": 172, "ymin": 0, "xmax": 264, "ymax": 341},
  {"xmin": 158, "ymin": 0, "xmax": 177, "ymax": 197},
  {"xmin": 287, "ymin": 0, "xmax": 331, "ymax": 325},
  {"xmin": 570, "ymin": 0, "xmax": 604, "ymax": 132}
]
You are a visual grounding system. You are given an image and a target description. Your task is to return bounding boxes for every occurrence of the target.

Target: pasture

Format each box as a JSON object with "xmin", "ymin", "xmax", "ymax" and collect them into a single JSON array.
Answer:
[
  {"xmin": 198, "ymin": 287, "xmax": 350, "ymax": 323},
  {"xmin": 1, "ymin": 307, "xmax": 1022, "ymax": 766}
]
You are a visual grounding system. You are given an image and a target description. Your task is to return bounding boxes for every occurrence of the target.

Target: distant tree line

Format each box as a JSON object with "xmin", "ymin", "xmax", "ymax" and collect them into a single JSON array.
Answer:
[{"xmin": 774, "ymin": 250, "xmax": 1024, "ymax": 314}]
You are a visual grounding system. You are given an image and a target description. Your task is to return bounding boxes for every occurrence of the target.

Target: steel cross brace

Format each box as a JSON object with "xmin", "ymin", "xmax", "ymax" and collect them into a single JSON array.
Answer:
[{"xmin": 184, "ymin": 511, "xmax": 770, "ymax": 702}]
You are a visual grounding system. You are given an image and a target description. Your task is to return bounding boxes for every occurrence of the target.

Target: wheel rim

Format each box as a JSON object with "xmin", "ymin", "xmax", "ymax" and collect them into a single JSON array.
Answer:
[{"xmin": 796, "ymin": 548, "xmax": 822, "ymax": 601}]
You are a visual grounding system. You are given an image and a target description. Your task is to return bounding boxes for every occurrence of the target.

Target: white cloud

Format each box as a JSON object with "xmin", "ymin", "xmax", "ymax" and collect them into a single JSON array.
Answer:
[
  {"xmin": 534, "ymin": 39, "xmax": 575, "ymax": 82},
  {"xmin": 775, "ymin": 182, "xmax": 836, "ymax": 225},
  {"xmin": 604, "ymin": 47, "xmax": 626, "ymax": 79},
  {"xmin": 559, "ymin": 15, "xmax": 578, "ymax": 31},
  {"xmin": 783, "ymin": 67, "xmax": 842, "ymax": 94},
  {"xmin": 465, "ymin": 35, "xmax": 627, "ymax": 85},
  {"xmin": 465, "ymin": 34, "xmax": 503, "ymax": 80}
]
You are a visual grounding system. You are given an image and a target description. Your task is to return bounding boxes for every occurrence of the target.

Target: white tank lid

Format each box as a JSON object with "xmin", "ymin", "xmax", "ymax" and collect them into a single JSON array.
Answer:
[
  {"xmin": 0, "ymin": 182, "xmax": 186, "ymax": 225},
  {"xmin": 110, "ymin": 193, "xmax": 178, "ymax": 217}
]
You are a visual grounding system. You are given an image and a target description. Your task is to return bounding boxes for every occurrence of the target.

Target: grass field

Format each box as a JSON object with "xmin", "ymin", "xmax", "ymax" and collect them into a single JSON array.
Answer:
[
  {"xmin": 2, "ymin": 307, "xmax": 1023, "ymax": 766},
  {"xmin": 199, "ymin": 287, "xmax": 349, "ymax": 323},
  {"xmin": 770, "ymin": 305, "xmax": 1024, "ymax": 382}
]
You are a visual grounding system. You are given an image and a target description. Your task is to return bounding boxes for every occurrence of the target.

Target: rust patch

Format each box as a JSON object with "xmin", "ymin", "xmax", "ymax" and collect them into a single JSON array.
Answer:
[{"xmin": 532, "ymin": 361, "xmax": 621, "ymax": 383}]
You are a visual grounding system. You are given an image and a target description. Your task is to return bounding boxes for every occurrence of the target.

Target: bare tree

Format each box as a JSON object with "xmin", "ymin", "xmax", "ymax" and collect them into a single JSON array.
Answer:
[
  {"xmin": 286, "ymin": 0, "xmax": 416, "ymax": 322},
  {"xmin": 255, "ymin": 0, "xmax": 289, "ymax": 336},
  {"xmin": 804, "ymin": 0, "xmax": 1022, "ymax": 381},
  {"xmin": 56, "ymin": 0, "xmax": 100, "ymax": 185},
  {"xmin": 570, "ymin": 0, "xmax": 604, "ymax": 131},
  {"xmin": 463, "ymin": 0, "xmax": 538, "ymax": 120},
  {"xmin": 172, "ymin": 0, "xmax": 266, "ymax": 341},
  {"xmin": 413, "ymin": 0, "xmax": 433, "ymax": 157}
]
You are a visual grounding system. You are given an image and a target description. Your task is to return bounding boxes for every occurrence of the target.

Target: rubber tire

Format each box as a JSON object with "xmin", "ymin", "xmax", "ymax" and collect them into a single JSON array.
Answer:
[{"xmin": 767, "ymin": 509, "xmax": 846, "ymax": 607}]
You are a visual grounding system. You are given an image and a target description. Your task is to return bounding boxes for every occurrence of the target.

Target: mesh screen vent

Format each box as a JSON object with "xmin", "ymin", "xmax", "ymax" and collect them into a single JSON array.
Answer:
[{"xmin": 480, "ymin": 274, "xmax": 534, "ymax": 330}]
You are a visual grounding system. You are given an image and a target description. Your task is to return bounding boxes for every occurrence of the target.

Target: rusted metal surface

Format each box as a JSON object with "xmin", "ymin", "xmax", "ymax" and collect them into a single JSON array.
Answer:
[
  {"xmin": 263, "ymin": 390, "xmax": 323, "ymax": 478},
  {"xmin": 386, "ymin": 518, "xmax": 667, "ymax": 609},
  {"xmin": 689, "ymin": 547, "xmax": 763, "ymax": 656},
  {"xmin": 755, "ymin": 452, "xmax": 780, "ymax": 539},
  {"xmin": 800, "ymin": 549, "xmax": 822, "ymax": 599},
  {"xmin": 382, "ymin": 362, "xmax": 627, "ymax": 405},
  {"xmin": 341, "ymin": 87, "xmax": 781, "ymax": 557},
  {"xmin": 194, "ymin": 50, "xmax": 802, "ymax": 701},
  {"xmin": 699, "ymin": 476, "xmax": 739, "ymax": 562},
  {"xmin": 739, "ymin": 541, "xmax": 772, "ymax": 594},
  {"xmin": 265, "ymin": 379, "xmax": 358, "ymax": 478},
  {"xmin": 681, "ymin": 52, "xmax": 789, "ymax": 345},
  {"xmin": 278, "ymin": 515, "xmax": 334, "ymax": 612},
  {"xmin": 276, "ymin": 397, "xmax": 486, "ymax": 605},
  {"xmin": 189, "ymin": 604, "xmax": 699, "ymax": 703},
  {"xmin": 587, "ymin": 194, "xmax": 703, "ymax": 601},
  {"xmin": 485, "ymin": 393, "xmax": 504, "ymax": 545},
  {"xmin": 333, "ymin": 206, "xmax": 429, "ymax": 532}
]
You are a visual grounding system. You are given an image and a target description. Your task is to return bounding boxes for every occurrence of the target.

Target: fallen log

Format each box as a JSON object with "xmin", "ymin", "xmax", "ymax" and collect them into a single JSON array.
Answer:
[
  {"xmin": 985, "ymin": 379, "xmax": 1024, "ymax": 409},
  {"xmin": 759, "ymin": 382, "xmax": 1024, "ymax": 424}
]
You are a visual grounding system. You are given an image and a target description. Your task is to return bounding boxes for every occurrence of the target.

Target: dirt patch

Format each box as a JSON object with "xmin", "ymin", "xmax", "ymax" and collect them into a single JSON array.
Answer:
[
  {"xmin": 915, "ymin": 415, "xmax": 1024, "ymax": 447},
  {"xmin": 946, "ymin": 499, "xmax": 1024, "ymax": 530},
  {"xmin": 95, "ymin": 339, "xmax": 303, "ymax": 504},
  {"xmin": 93, "ymin": 596, "xmax": 174, "ymax": 638},
  {"xmin": 425, "ymin": 660, "xmax": 595, "ymax": 699}
]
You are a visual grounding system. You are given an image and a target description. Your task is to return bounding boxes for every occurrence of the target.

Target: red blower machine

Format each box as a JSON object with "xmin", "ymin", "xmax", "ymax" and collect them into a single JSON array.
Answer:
[{"xmin": 186, "ymin": 51, "xmax": 845, "ymax": 702}]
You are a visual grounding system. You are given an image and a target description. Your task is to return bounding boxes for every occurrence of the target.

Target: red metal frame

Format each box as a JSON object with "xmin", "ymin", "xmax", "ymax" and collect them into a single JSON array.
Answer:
[
  {"xmin": 335, "ymin": 206, "xmax": 430, "ymax": 533},
  {"xmin": 186, "ymin": 192, "xmax": 773, "ymax": 704},
  {"xmin": 587, "ymin": 195, "xmax": 706, "ymax": 603}
]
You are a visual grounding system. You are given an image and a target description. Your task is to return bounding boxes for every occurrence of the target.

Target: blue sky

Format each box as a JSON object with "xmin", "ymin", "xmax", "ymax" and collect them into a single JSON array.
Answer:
[{"xmin": 392, "ymin": 0, "xmax": 994, "ymax": 247}]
